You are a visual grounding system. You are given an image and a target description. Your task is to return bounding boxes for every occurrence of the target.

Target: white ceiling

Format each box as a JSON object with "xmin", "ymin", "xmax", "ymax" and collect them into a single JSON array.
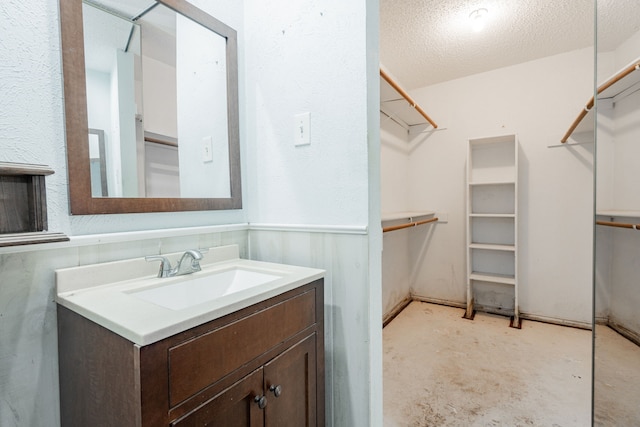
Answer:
[{"xmin": 380, "ymin": 0, "xmax": 640, "ymax": 90}]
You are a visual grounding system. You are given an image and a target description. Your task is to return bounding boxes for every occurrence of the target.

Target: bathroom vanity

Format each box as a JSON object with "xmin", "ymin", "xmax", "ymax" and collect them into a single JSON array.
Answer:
[{"xmin": 56, "ymin": 246, "xmax": 325, "ymax": 426}]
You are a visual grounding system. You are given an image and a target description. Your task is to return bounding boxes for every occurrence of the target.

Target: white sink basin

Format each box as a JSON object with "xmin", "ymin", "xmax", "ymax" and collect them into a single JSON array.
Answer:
[
  {"xmin": 128, "ymin": 267, "xmax": 282, "ymax": 310},
  {"xmin": 55, "ymin": 245, "xmax": 324, "ymax": 345}
]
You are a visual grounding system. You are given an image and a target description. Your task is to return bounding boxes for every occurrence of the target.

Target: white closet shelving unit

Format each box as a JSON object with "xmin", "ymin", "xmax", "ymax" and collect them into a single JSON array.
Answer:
[{"xmin": 465, "ymin": 134, "xmax": 520, "ymax": 328}]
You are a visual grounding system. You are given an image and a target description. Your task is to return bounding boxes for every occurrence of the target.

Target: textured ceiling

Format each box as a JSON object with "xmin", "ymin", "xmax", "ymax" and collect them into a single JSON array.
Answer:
[{"xmin": 380, "ymin": 0, "xmax": 640, "ymax": 89}]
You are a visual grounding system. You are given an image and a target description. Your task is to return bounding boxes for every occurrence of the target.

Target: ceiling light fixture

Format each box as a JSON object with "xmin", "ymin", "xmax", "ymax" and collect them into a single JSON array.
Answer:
[{"xmin": 469, "ymin": 8, "xmax": 488, "ymax": 32}]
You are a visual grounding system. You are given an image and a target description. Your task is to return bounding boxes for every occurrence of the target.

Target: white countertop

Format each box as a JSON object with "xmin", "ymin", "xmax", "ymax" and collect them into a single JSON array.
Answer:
[{"xmin": 55, "ymin": 245, "xmax": 324, "ymax": 346}]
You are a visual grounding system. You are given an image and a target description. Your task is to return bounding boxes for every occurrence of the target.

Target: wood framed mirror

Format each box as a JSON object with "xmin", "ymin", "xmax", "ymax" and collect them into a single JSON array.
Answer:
[{"xmin": 59, "ymin": 0, "xmax": 241, "ymax": 214}]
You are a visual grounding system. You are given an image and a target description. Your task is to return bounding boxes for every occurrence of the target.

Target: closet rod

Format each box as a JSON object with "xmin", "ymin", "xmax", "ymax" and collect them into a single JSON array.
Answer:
[
  {"xmin": 596, "ymin": 220, "xmax": 640, "ymax": 230},
  {"xmin": 598, "ymin": 62, "xmax": 640, "ymax": 95},
  {"xmin": 560, "ymin": 101, "xmax": 593, "ymax": 143},
  {"xmin": 380, "ymin": 69, "xmax": 438, "ymax": 129},
  {"xmin": 561, "ymin": 61, "xmax": 640, "ymax": 143},
  {"xmin": 383, "ymin": 217, "xmax": 438, "ymax": 233}
]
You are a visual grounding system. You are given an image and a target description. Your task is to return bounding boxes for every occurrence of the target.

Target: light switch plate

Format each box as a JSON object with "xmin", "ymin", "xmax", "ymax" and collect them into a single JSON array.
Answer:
[
  {"xmin": 202, "ymin": 136, "xmax": 213, "ymax": 162},
  {"xmin": 294, "ymin": 112, "xmax": 310, "ymax": 146}
]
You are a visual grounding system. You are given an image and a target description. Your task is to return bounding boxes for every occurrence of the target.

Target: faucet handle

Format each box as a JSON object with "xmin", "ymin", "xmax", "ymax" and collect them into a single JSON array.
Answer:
[
  {"xmin": 175, "ymin": 250, "xmax": 203, "ymax": 275},
  {"xmin": 145, "ymin": 255, "xmax": 172, "ymax": 278}
]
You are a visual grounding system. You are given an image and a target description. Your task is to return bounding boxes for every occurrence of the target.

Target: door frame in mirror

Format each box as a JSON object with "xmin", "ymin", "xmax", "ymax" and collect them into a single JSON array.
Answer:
[{"xmin": 59, "ymin": 0, "xmax": 241, "ymax": 214}]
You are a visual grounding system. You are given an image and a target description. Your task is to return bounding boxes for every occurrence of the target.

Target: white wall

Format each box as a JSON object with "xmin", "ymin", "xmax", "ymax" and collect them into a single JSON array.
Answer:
[
  {"xmin": 142, "ymin": 55, "xmax": 178, "ymax": 138},
  {"xmin": 381, "ymin": 230, "xmax": 411, "ymax": 316},
  {"xmin": 85, "ymin": 50, "xmax": 138, "ymax": 198},
  {"xmin": 608, "ymin": 226, "xmax": 640, "ymax": 335},
  {"xmin": 612, "ymin": 28, "xmax": 640, "ymax": 70},
  {"xmin": 399, "ymin": 48, "xmax": 595, "ymax": 325},
  {"xmin": 380, "ymin": 112, "xmax": 413, "ymax": 316},
  {"xmin": 86, "ymin": 70, "xmax": 112, "ymax": 138},
  {"xmin": 176, "ymin": 13, "xmax": 230, "ymax": 198},
  {"xmin": 380, "ymin": 113, "xmax": 410, "ymax": 214},
  {"xmin": 244, "ymin": 2, "xmax": 369, "ymax": 227},
  {"xmin": 115, "ymin": 49, "xmax": 138, "ymax": 197},
  {"xmin": 244, "ymin": 0, "xmax": 381, "ymax": 425},
  {"xmin": 86, "ymin": 69, "xmax": 119, "ymax": 194},
  {"xmin": 607, "ymin": 90, "xmax": 640, "ymax": 335}
]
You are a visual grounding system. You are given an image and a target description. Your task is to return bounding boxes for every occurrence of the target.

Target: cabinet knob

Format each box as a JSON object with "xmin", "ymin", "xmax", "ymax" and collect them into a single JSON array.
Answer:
[
  {"xmin": 254, "ymin": 395, "xmax": 267, "ymax": 409},
  {"xmin": 269, "ymin": 384, "xmax": 282, "ymax": 397}
]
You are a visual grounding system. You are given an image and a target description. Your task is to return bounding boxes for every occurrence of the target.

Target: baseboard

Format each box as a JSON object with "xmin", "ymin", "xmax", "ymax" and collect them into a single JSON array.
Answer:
[
  {"xmin": 382, "ymin": 296, "xmax": 412, "ymax": 328},
  {"xmin": 519, "ymin": 312, "xmax": 592, "ymax": 331},
  {"xmin": 608, "ymin": 319, "xmax": 640, "ymax": 347},
  {"xmin": 595, "ymin": 316, "xmax": 609, "ymax": 325},
  {"xmin": 410, "ymin": 294, "xmax": 466, "ymax": 310},
  {"xmin": 408, "ymin": 294, "xmax": 593, "ymax": 330}
]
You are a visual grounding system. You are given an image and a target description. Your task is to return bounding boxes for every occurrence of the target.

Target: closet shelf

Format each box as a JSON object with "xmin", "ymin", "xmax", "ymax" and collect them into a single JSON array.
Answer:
[
  {"xmin": 561, "ymin": 58, "xmax": 640, "ymax": 143},
  {"xmin": 380, "ymin": 68, "xmax": 438, "ymax": 133},
  {"xmin": 469, "ymin": 243, "xmax": 516, "ymax": 251},
  {"xmin": 469, "ymin": 213, "xmax": 515, "ymax": 218},
  {"xmin": 597, "ymin": 210, "xmax": 640, "ymax": 219},
  {"xmin": 383, "ymin": 217, "xmax": 438, "ymax": 233},
  {"xmin": 382, "ymin": 211, "xmax": 438, "ymax": 233},
  {"xmin": 469, "ymin": 272, "xmax": 516, "ymax": 286},
  {"xmin": 381, "ymin": 211, "xmax": 435, "ymax": 222},
  {"xmin": 469, "ymin": 180, "xmax": 515, "ymax": 186}
]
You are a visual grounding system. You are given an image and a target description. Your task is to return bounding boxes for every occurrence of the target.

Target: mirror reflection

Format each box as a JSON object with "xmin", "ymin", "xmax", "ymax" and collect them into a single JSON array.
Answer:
[
  {"xmin": 593, "ymin": 0, "xmax": 640, "ymax": 424},
  {"xmin": 83, "ymin": 0, "xmax": 230, "ymax": 199},
  {"xmin": 88, "ymin": 128, "xmax": 108, "ymax": 196}
]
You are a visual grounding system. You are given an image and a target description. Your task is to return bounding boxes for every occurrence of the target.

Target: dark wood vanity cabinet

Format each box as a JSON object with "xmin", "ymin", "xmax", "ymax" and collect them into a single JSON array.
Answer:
[
  {"xmin": 57, "ymin": 279, "xmax": 324, "ymax": 427},
  {"xmin": 173, "ymin": 334, "xmax": 317, "ymax": 426}
]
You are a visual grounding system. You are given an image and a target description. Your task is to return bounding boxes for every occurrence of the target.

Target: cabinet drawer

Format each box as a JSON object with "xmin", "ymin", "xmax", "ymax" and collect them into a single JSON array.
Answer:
[{"xmin": 168, "ymin": 289, "xmax": 316, "ymax": 406}]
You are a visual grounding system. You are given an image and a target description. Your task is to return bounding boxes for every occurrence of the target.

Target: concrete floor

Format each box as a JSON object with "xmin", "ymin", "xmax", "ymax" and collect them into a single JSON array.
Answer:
[
  {"xmin": 383, "ymin": 301, "xmax": 592, "ymax": 426},
  {"xmin": 594, "ymin": 325, "xmax": 640, "ymax": 426}
]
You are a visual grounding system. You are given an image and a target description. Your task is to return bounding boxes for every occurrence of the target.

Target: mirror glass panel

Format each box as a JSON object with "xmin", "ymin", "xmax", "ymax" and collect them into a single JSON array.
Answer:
[
  {"xmin": 83, "ymin": 0, "xmax": 230, "ymax": 199},
  {"xmin": 59, "ymin": 0, "xmax": 241, "ymax": 214},
  {"xmin": 593, "ymin": 1, "xmax": 640, "ymax": 424}
]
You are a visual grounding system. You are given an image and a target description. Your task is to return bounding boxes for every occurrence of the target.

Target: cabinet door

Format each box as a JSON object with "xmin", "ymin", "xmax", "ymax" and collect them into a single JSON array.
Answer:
[
  {"xmin": 172, "ymin": 368, "xmax": 265, "ymax": 427},
  {"xmin": 264, "ymin": 334, "xmax": 317, "ymax": 427}
]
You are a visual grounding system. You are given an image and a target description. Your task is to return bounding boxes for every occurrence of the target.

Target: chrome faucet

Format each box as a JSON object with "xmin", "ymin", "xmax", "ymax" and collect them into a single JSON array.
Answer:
[
  {"xmin": 145, "ymin": 249, "xmax": 204, "ymax": 278},
  {"xmin": 174, "ymin": 249, "xmax": 203, "ymax": 275}
]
